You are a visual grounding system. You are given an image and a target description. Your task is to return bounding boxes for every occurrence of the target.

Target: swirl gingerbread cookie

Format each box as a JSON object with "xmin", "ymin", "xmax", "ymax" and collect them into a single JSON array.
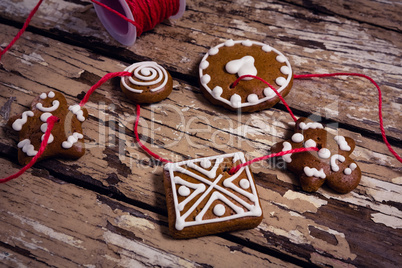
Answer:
[
  {"xmin": 199, "ymin": 39, "xmax": 293, "ymax": 112},
  {"xmin": 120, "ymin": 61, "xmax": 173, "ymax": 104}
]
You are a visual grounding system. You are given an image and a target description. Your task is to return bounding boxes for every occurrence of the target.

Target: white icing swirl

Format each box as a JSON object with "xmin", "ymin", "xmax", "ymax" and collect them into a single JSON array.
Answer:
[
  {"xmin": 122, "ymin": 62, "xmax": 169, "ymax": 93},
  {"xmin": 318, "ymin": 148, "xmax": 331, "ymax": 159}
]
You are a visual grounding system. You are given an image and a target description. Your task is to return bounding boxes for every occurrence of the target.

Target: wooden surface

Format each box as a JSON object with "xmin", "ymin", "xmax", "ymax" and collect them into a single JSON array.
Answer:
[{"xmin": 0, "ymin": 0, "xmax": 401, "ymax": 267}]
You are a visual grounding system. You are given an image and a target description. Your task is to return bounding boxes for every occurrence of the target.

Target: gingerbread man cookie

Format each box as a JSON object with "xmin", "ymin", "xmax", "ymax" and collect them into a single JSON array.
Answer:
[
  {"xmin": 120, "ymin": 61, "xmax": 173, "ymax": 104},
  {"xmin": 8, "ymin": 91, "xmax": 88, "ymax": 165},
  {"xmin": 163, "ymin": 152, "xmax": 263, "ymax": 239},
  {"xmin": 271, "ymin": 118, "xmax": 361, "ymax": 193},
  {"xmin": 199, "ymin": 39, "xmax": 293, "ymax": 112}
]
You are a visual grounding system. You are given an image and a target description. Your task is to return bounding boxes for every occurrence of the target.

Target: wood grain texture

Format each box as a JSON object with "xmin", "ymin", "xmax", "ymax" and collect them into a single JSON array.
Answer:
[{"xmin": 0, "ymin": 0, "xmax": 401, "ymax": 267}]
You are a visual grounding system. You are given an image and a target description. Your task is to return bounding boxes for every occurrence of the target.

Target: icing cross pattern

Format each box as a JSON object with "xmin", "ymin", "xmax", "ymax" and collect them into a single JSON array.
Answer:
[{"xmin": 165, "ymin": 152, "xmax": 262, "ymax": 231}]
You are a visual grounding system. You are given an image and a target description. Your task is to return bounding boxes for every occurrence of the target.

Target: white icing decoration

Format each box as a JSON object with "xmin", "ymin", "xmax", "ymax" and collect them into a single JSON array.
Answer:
[
  {"xmin": 17, "ymin": 139, "xmax": 38, "ymax": 157},
  {"xmin": 12, "ymin": 111, "xmax": 34, "ymax": 131},
  {"xmin": 68, "ymin": 105, "xmax": 85, "ymax": 122},
  {"xmin": 276, "ymin": 55, "xmax": 286, "ymax": 63},
  {"xmin": 304, "ymin": 167, "xmax": 326, "ymax": 179},
  {"xmin": 242, "ymin": 40, "xmax": 253, "ymax": 46},
  {"xmin": 275, "ymin": 76, "xmax": 287, "ymax": 86},
  {"xmin": 344, "ymin": 163, "xmax": 357, "ymax": 175},
  {"xmin": 62, "ymin": 132, "xmax": 84, "ymax": 149},
  {"xmin": 230, "ymin": 94, "xmax": 242, "ymax": 108},
  {"xmin": 282, "ymin": 141, "xmax": 292, "ymax": 163},
  {"xmin": 291, "ymin": 133, "xmax": 304, "ymax": 143},
  {"xmin": 212, "ymin": 86, "xmax": 223, "ymax": 97},
  {"xmin": 208, "ymin": 47, "xmax": 219, "ymax": 55},
  {"xmin": 213, "ymin": 204, "xmax": 226, "ymax": 217},
  {"xmin": 40, "ymin": 93, "xmax": 47, "ymax": 99},
  {"xmin": 48, "ymin": 91, "xmax": 55, "ymax": 98},
  {"xmin": 200, "ymin": 159, "xmax": 212, "ymax": 169},
  {"xmin": 330, "ymin": 154, "xmax": 345, "ymax": 172},
  {"xmin": 164, "ymin": 152, "xmax": 261, "ymax": 231},
  {"xmin": 318, "ymin": 148, "xmax": 331, "ymax": 159},
  {"xmin": 280, "ymin": 66, "xmax": 290, "ymax": 75},
  {"xmin": 299, "ymin": 122, "xmax": 323, "ymax": 130},
  {"xmin": 201, "ymin": 74, "xmax": 211, "ymax": 84},
  {"xmin": 200, "ymin": 60, "xmax": 209, "ymax": 70},
  {"xmin": 40, "ymin": 123, "xmax": 54, "ymax": 144},
  {"xmin": 199, "ymin": 40, "xmax": 292, "ymax": 109},
  {"xmin": 178, "ymin": 185, "xmax": 191, "ymax": 197},
  {"xmin": 40, "ymin": 112, "xmax": 52, "ymax": 122},
  {"xmin": 36, "ymin": 100, "xmax": 60, "ymax": 112},
  {"xmin": 225, "ymin": 56, "xmax": 257, "ymax": 80},
  {"xmin": 334, "ymin": 136, "xmax": 351, "ymax": 151},
  {"xmin": 247, "ymin": 94, "xmax": 259, "ymax": 103},
  {"xmin": 262, "ymin": 45, "xmax": 272, "ymax": 52},
  {"xmin": 239, "ymin": 179, "xmax": 250, "ymax": 189},
  {"xmin": 122, "ymin": 62, "xmax": 169, "ymax": 93},
  {"xmin": 224, "ymin": 39, "xmax": 235, "ymax": 46},
  {"xmin": 304, "ymin": 139, "xmax": 317, "ymax": 148}
]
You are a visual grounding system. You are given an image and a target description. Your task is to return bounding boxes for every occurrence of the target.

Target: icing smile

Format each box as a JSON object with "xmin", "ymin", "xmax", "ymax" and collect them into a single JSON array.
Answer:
[{"xmin": 36, "ymin": 100, "xmax": 60, "ymax": 112}]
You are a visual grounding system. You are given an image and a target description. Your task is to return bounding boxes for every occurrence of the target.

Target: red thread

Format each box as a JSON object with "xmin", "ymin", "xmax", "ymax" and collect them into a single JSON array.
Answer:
[
  {"xmin": 231, "ymin": 75, "xmax": 298, "ymax": 122},
  {"xmin": 0, "ymin": 0, "xmax": 44, "ymax": 61},
  {"xmin": 294, "ymin": 72, "xmax": 401, "ymax": 163},
  {"xmin": 79, "ymin": 71, "xmax": 132, "ymax": 107},
  {"xmin": 228, "ymin": 147, "xmax": 319, "ymax": 175},
  {"xmin": 134, "ymin": 104, "xmax": 171, "ymax": 163},
  {"xmin": 0, "ymin": 115, "xmax": 59, "ymax": 183}
]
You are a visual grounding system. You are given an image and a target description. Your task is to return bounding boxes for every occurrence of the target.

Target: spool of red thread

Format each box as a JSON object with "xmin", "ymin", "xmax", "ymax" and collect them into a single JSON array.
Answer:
[{"xmin": 93, "ymin": 0, "xmax": 186, "ymax": 46}]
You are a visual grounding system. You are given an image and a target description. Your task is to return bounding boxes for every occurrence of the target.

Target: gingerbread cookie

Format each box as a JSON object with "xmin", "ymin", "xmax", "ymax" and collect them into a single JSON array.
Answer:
[
  {"xmin": 120, "ymin": 61, "xmax": 173, "ymax": 104},
  {"xmin": 163, "ymin": 152, "xmax": 263, "ymax": 239},
  {"xmin": 8, "ymin": 91, "xmax": 88, "ymax": 165},
  {"xmin": 271, "ymin": 118, "xmax": 361, "ymax": 193},
  {"xmin": 199, "ymin": 39, "xmax": 293, "ymax": 112}
]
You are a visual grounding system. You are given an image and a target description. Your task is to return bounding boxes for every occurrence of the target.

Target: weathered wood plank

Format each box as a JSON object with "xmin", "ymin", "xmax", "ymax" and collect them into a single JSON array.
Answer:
[
  {"xmin": 1, "ymin": 23, "xmax": 401, "ymax": 267},
  {"xmin": 1, "ymin": 0, "xmax": 401, "ymax": 141}
]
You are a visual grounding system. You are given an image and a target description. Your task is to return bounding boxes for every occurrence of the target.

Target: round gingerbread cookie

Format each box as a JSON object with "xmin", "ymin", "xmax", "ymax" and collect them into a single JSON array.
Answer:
[
  {"xmin": 121, "ymin": 61, "xmax": 173, "ymax": 104},
  {"xmin": 199, "ymin": 39, "xmax": 293, "ymax": 112}
]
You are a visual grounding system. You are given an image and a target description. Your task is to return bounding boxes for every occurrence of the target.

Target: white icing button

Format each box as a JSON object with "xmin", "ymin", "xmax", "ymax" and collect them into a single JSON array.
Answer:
[
  {"xmin": 208, "ymin": 47, "xmax": 219, "ymax": 55},
  {"xmin": 178, "ymin": 185, "xmax": 191, "ymax": 197},
  {"xmin": 230, "ymin": 94, "xmax": 242, "ymax": 108},
  {"xmin": 41, "ymin": 133, "xmax": 54, "ymax": 144},
  {"xmin": 40, "ymin": 112, "xmax": 52, "ymax": 122},
  {"xmin": 276, "ymin": 55, "xmax": 286, "ymax": 63},
  {"xmin": 225, "ymin": 39, "xmax": 235, "ymax": 46},
  {"xmin": 201, "ymin": 74, "xmax": 211, "ymax": 84},
  {"xmin": 280, "ymin": 66, "xmax": 290, "ymax": 75},
  {"xmin": 200, "ymin": 159, "xmax": 212, "ymax": 169},
  {"xmin": 318, "ymin": 148, "xmax": 331, "ymax": 159},
  {"xmin": 200, "ymin": 60, "xmax": 209, "ymax": 70},
  {"xmin": 291, "ymin": 133, "xmax": 304, "ymax": 143},
  {"xmin": 213, "ymin": 204, "xmax": 226, "ymax": 217},
  {"xmin": 48, "ymin": 91, "xmax": 55, "ymax": 98},
  {"xmin": 239, "ymin": 179, "xmax": 250, "ymax": 189},
  {"xmin": 242, "ymin": 40, "xmax": 252, "ymax": 46},
  {"xmin": 40, "ymin": 93, "xmax": 47, "ymax": 99},
  {"xmin": 262, "ymin": 45, "xmax": 272, "ymax": 52},
  {"xmin": 247, "ymin": 94, "xmax": 259, "ymax": 103},
  {"xmin": 212, "ymin": 86, "xmax": 223, "ymax": 97},
  {"xmin": 304, "ymin": 139, "xmax": 317, "ymax": 148},
  {"xmin": 263, "ymin": 87, "xmax": 276, "ymax": 99},
  {"xmin": 275, "ymin": 77, "xmax": 287, "ymax": 86}
]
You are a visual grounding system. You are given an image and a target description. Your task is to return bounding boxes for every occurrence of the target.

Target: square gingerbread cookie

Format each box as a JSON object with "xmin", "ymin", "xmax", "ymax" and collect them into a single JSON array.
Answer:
[{"xmin": 163, "ymin": 152, "xmax": 263, "ymax": 239}]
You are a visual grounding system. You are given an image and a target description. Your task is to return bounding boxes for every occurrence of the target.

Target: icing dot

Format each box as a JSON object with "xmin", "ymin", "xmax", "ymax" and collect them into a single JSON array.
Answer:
[
  {"xmin": 40, "ymin": 112, "xmax": 52, "ymax": 122},
  {"xmin": 225, "ymin": 39, "xmax": 235, "ymax": 46},
  {"xmin": 247, "ymin": 94, "xmax": 259, "ymax": 103},
  {"xmin": 200, "ymin": 159, "xmax": 212, "ymax": 169},
  {"xmin": 212, "ymin": 86, "xmax": 223, "ymax": 97},
  {"xmin": 304, "ymin": 139, "xmax": 317, "ymax": 148},
  {"xmin": 276, "ymin": 55, "xmax": 286, "ymax": 63},
  {"xmin": 213, "ymin": 204, "xmax": 226, "ymax": 217},
  {"xmin": 350, "ymin": 163, "xmax": 357, "ymax": 169},
  {"xmin": 230, "ymin": 94, "xmax": 242, "ymax": 108},
  {"xmin": 264, "ymin": 87, "xmax": 276, "ymax": 99},
  {"xmin": 201, "ymin": 74, "xmax": 211, "ymax": 84},
  {"xmin": 178, "ymin": 185, "xmax": 191, "ymax": 197},
  {"xmin": 344, "ymin": 168, "xmax": 352, "ymax": 175},
  {"xmin": 275, "ymin": 77, "xmax": 287, "ymax": 86},
  {"xmin": 242, "ymin": 40, "xmax": 253, "ymax": 46},
  {"xmin": 200, "ymin": 60, "xmax": 209, "ymax": 70},
  {"xmin": 318, "ymin": 148, "xmax": 331, "ymax": 159},
  {"xmin": 291, "ymin": 133, "xmax": 304, "ymax": 143},
  {"xmin": 280, "ymin": 66, "xmax": 290, "ymax": 75},
  {"xmin": 48, "ymin": 91, "xmax": 55, "ymax": 98},
  {"xmin": 239, "ymin": 179, "xmax": 250, "ymax": 189},
  {"xmin": 40, "ymin": 93, "xmax": 47, "ymax": 99},
  {"xmin": 208, "ymin": 47, "xmax": 219, "ymax": 55},
  {"xmin": 262, "ymin": 45, "xmax": 272, "ymax": 52}
]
